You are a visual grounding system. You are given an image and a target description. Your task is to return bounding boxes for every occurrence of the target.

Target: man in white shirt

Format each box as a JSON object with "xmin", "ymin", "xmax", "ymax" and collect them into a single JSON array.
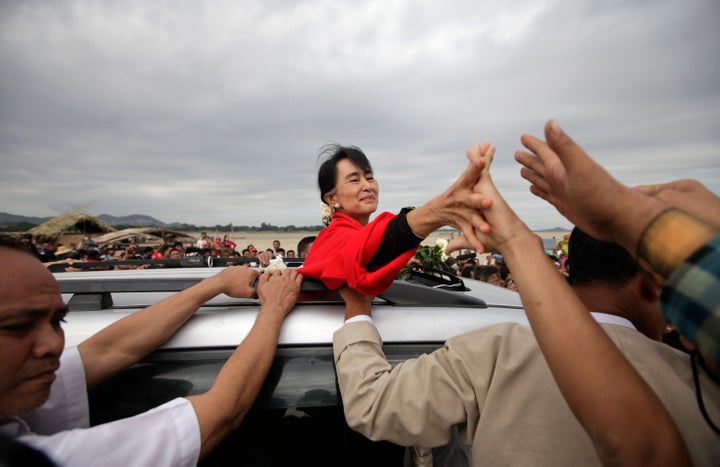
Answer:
[
  {"xmin": 0, "ymin": 235, "xmax": 303, "ymax": 466},
  {"xmin": 196, "ymin": 231, "xmax": 210, "ymax": 249}
]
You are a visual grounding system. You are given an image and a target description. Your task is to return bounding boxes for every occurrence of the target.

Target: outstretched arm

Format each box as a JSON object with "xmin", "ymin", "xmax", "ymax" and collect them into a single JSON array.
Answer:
[
  {"xmin": 78, "ymin": 266, "xmax": 259, "ymax": 389},
  {"xmin": 405, "ymin": 142, "xmax": 494, "ymax": 252},
  {"xmin": 514, "ymin": 120, "xmax": 716, "ymax": 283},
  {"xmin": 449, "ymin": 143, "xmax": 691, "ymax": 467},
  {"xmin": 187, "ymin": 269, "xmax": 302, "ymax": 459}
]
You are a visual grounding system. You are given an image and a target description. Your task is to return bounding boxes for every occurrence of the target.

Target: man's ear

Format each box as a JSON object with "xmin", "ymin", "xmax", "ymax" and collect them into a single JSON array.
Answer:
[{"xmin": 639, "ymin": 275, "xmax": 661, "ymax": 302}]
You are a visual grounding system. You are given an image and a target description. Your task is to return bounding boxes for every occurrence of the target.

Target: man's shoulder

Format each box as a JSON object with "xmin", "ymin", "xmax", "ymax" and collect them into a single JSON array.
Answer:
[
  {"xmin": 598, "ymin": 324, "xmax": 701, "ymax": 383},
  {"xmin": 450, "ymin": 322, "xmax": 533, "ymax": 340},
  {"xmin": 600, "ymin": 323, "xmax": 677, "ymax": 355},
  {"xmin": 445, "ymin": 322, "xmax": 538, "ymax": 355}
]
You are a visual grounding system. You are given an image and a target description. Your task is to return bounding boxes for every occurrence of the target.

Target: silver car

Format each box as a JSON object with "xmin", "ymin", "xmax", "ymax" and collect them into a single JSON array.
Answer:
[{"xmin": 57, "ymin": 264, "xmax": 526, "ymax": 466}]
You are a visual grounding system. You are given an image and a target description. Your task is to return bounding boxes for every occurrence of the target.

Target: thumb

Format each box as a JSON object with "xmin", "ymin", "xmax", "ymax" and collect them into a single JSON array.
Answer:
[
  {"xmin": 456, "ymin": 143, "xmax": 488, "ymax": 187},
  {"xmin": 446, "ymin": 235, "xmax": 475, "ymax": 255},
  {"xmin": 544, "ymin": 118, "xmax": 623, "ymax": 192},
  {"xmin": 544, "ymin": 119, "xmax": 592, "ymax": 172},
  {"xmin": 545, "ymin": 119, "xmax": 587, "ymax": 166}
]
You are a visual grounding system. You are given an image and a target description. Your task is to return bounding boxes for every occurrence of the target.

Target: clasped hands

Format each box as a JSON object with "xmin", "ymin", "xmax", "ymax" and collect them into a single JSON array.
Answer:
[{"xmin": 444, "ymin": 141, "xmax": 532, "ymax": 257}]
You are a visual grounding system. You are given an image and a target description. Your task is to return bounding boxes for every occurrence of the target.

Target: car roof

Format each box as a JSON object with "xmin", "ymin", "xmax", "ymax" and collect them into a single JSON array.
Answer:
[{"xmin": 57, "ymin": 267, "xmax": 528, "ymax": 349}]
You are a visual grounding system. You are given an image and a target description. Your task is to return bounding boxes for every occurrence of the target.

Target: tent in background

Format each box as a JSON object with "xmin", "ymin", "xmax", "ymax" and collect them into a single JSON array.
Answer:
[
  {"xmin": 29, "ymin": 212, "xmax": 115, "ymax": 245},
  {"xmin": 92, "ymin": 227, "xmax": 196, "ymax": 247}
]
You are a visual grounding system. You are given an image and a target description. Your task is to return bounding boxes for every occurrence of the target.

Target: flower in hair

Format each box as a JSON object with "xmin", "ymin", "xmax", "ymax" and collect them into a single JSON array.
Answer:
[{"xmin": 320, "ymin": 202, "xmax": 334, "ymax": 225}]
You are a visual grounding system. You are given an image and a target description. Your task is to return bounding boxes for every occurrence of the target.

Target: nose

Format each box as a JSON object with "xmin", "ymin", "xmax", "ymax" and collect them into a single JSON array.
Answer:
[
  {"xmin": 360, "ymin": 176, "xmax": 373, "ymax": 191},
  {"xmin": 33, "ymin": 321, "xmax": 65, "ymax": 359}
]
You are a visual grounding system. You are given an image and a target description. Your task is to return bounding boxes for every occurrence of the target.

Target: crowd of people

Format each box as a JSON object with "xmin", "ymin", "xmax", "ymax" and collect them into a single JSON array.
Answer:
[
  {"xmin": 22, "ymin": 233, "xmax": 318, "ymax": 271},
  {"xmin": 1, "ymin": 119, "xmax": 718, "ymax": 466},
  {"xmin": 26, "ymin": 224, "xmax": 532, "ymax": 292}
]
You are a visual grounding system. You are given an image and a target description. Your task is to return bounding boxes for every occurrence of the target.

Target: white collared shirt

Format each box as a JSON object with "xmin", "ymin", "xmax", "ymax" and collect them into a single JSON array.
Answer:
[{"xmin": 346, "ymin": 312, "xmax": 638, "ymax": 331}]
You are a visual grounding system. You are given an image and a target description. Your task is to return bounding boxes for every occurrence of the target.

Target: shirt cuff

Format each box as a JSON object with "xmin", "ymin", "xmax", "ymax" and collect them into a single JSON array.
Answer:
[
  {"xmin": 345, "ymin": 314, "xmax": 374, "ymax": 325},
  {"xmin": 398, "ymin": 207, "xmax": 426, "ymax": 241},
  {"xmin": 637, "ymin": 208, "xmax": 716, "ymax": 284}
]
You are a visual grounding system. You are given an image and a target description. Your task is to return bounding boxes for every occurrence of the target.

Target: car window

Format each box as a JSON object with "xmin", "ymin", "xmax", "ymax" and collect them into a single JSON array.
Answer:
[{"xmin": 89, "ymin": 344, "xmax": 441, "ymax": 466}]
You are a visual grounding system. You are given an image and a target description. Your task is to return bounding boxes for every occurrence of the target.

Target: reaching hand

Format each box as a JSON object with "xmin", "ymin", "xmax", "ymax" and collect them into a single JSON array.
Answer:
[
  {"xmin": 257, "ymin": 269, "xmax": 303, "ymax": 319},
  {"xmin": 634, "ymin": 179, "xmax": 720, "ymax": 229},
  {"xmin": 446, "ymin": 143, "xmax": 535, "ymax": 257},
  {"xmin": 514, "ymin": 120, "xmax": 668, "ymax": 251},
  {"xmin": 415, "ymin": 142, "xmax": 495, "ymax": 253},
  {"xmin": 214, "ymin": 266, "xmax": 260, "ymax": 299},
  {"xmin": 256, "ymin": 250, "xmax": 273, "ymax": 267},
  {"xmin": 514, "ymin": 120, "xmax": 629, "ymax": 243}
]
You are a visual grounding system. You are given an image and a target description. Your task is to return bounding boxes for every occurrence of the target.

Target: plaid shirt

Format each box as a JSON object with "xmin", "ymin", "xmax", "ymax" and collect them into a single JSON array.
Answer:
[{"xmin": 660, "ymin": 233, "xmax": 720, "ymax": 362}]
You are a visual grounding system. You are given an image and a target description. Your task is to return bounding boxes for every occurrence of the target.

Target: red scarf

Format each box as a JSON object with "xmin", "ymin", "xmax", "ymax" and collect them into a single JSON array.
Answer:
[{"xmin": 301, "ymin": 211, "xmax": 418, "ymax": 295}]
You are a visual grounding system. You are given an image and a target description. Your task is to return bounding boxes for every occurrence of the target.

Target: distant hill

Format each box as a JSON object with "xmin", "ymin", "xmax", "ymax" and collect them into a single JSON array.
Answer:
[
  {"xmin": 0, "ymin": 212, "xmax": 167, "ymax": 231},
  {"xmin": 0, "ymin": 212, "xmax": 52, "ymax": 225},
  {"xmin": 534, "ymin": 226, "xmax": 572, "ymax": 232},
  {"xmin": 97, "ymin": 214, "xmax": 167, "ymax": 227},
  {"xmin": 1, "ymin": 211, "xmax": 569, "ymax": 232}
]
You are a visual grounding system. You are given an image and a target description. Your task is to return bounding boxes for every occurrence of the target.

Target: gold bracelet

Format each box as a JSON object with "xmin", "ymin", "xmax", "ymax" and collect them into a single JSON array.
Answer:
[{"xmin": 636, "ymin": 208, "xmax": 716, "ymax": 284}]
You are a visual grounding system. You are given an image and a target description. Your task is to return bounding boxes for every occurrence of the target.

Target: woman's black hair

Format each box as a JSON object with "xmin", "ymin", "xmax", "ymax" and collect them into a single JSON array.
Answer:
[{"xmin": 316, "ymin": 144, "xmax": 373, "ymax": 203}]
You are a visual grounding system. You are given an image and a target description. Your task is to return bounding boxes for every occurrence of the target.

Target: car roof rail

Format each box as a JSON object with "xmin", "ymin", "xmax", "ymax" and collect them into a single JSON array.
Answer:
[
  {"xmin": 56, "ymin": 275, "xmax": 487, "ymax": 312},
  {"xmin": 47, "ymin": 256, "xmax": 306, "ymax": 273}
]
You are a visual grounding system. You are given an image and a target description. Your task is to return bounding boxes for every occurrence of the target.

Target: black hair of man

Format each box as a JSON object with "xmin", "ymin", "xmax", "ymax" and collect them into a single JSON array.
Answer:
[
  {"xmin": 475, "ymin": 265, "xmax": 499, "ymax": 282},
  {"xmin": 297, "ymin": 236, "xmax": 317, "ymax": 256},
  {"xmin": 460, "ymin": 263, "xmax": 476, "ymax": 278},
  {"xmin": 567, "ymin": 227, "xmax": 639, "ymax": 287}
]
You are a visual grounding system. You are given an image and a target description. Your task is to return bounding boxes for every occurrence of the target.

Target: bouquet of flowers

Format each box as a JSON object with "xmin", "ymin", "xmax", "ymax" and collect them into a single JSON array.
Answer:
[{"xmin": 398, "ymin": 238, "xmax": 450, "ymax": 279}]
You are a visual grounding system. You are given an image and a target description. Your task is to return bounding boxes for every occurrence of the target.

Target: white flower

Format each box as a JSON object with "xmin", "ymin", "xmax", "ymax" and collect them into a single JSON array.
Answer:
[
  {"xmin": 320, "ymin": 202, "xmax": 334, "ymax": 225},
  {"xmin": 435, "ymin": 238, "xmax": 449, "ymax": 261},
  {"xmin": 265, "ymin": 256, "xmax": 287, "ymax": 274}
]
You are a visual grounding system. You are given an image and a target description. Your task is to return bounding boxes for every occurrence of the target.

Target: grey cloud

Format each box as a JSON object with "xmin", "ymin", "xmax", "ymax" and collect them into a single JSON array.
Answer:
[{"xmin": 1, "ymin": 0, "xmax": 718, "ymax": 230}]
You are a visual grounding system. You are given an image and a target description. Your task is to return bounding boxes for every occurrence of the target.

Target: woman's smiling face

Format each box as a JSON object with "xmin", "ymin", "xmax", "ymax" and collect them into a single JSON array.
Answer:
[{"xmin": 325, "ymin": 158, "xmax": 379, "ymax": 225}]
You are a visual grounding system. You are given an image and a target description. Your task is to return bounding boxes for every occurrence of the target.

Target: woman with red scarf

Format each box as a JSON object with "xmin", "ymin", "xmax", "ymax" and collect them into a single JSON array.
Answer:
[{"xmin": 301, "ymin": 143, "xmax": 495, "ymax": 297}]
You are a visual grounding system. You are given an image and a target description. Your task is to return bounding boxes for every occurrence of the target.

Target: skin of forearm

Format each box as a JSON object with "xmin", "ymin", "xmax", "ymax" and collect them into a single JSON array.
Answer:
[
  {"xmin": 501, "ymin": 234, "xmax": 690, "ymax": 466},
  {"xmin": 79, "ymin": 275, "xmax": 225, "ymax": 389},
  {"xmin": 598, "ymin": 184, "xmax": 714, "ymax": 286},
  {"xmin": 340, "ymin": 286, "xmax": 375, "ymax": 321},
  {"xmin": 188, "ymin": 305, "xmax": 284, "ymax": 459},
  {"xmin": 604, "ymin": 187, "xmax": 668, "ymax": 255},
  {"xmin": 404, "ymin": 203, "xmax": 440, "ymax": 239},
  {"xmin": 344, "ymin": 307, "xmax": 370, "ymax": 321}
]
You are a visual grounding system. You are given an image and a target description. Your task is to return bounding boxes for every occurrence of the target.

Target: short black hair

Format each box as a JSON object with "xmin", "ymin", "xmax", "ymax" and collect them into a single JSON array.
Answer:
[
  {"xmin": 475, "ymin": 265, "xmax": 499, "ymax": 282},
  {"xmin": 567, "ymin": 227, "xmax": 639, "ymax": 287},
  {"xmin": 317, "ymin": 144, "xmax": 373, "ymax": 203},
  {"xmin": 297, "ymin": 236, "xmax": 316, "ymax": 255}
]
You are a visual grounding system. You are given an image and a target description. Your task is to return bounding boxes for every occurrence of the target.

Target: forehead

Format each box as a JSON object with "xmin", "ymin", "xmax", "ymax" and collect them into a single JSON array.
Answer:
[
  {"xmin": 336, "ymin": 158, "xmax": 370, "ymax": 177},
  {"xmin": 0, "ymin": 249, "xmax": 63, "ymax": 319}
]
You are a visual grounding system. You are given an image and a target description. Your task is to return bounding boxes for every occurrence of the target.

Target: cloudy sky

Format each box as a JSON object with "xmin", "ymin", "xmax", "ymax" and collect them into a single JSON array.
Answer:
[{"xmin": 1, "ymin": 0, "xmax": 718, "ymax": 230}]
